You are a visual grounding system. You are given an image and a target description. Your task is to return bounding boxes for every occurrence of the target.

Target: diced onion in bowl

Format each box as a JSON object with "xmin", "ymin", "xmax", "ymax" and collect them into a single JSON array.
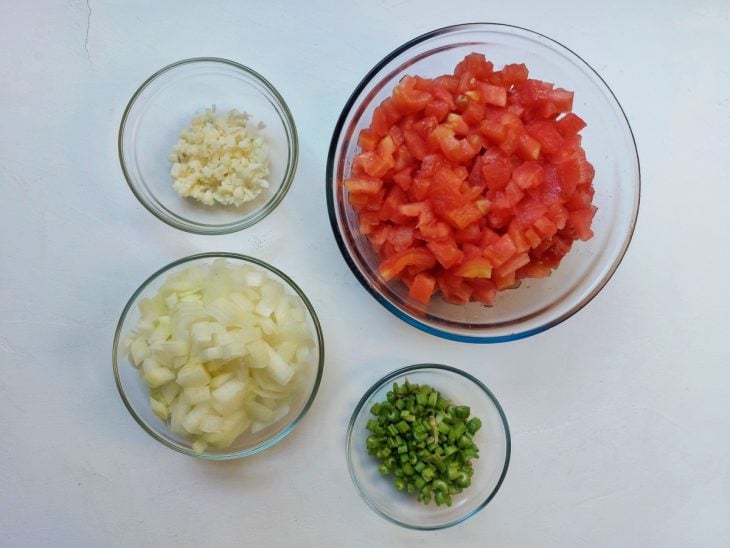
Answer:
[{"xmin": 124, "ymin": 259, "xmax": 316, "ymax": 452}]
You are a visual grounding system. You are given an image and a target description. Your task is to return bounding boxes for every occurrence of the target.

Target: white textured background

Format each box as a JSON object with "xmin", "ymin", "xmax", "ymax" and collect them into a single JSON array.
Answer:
[{"xmin": 1, "ymin": 1, "xmax": 729, "ymax": 546}]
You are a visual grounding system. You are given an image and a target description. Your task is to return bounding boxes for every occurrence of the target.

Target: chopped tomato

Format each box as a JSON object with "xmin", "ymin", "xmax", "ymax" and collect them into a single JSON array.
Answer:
[
  {"xmin": 427, "ymin": 240, "xmax": 464, "ymax": 269},
  {"xmin": 512, "ymin": 162, "xmax": 544, "ymax": 190},
  {"xmin": 453, "ymin": 257, "xmax": 493, "ymax": 278},
  {"xmin": 358, "ymin": 129, "xmax": 378, "ymax": 151},
  {"xmin": 379, "ymin": 247, "xmax": 436, "ymax": 281},
  {"xmin": 409, "ymin": 272, "xmax": 437, "ymax": 304},
  {"xmin": 345, "ymin": 53, "xmax": 597, "ymax": 306},
  {"xmin": 526, "ymin": 120, "xmax": 564, "ymax": 154},
  {"xmin": 430, "ymin": 125, "xmax": 477, "ymax": 163},
  {"xmin": 392, "ymin": 76, "xmax": 433, "ymax": 114},
  {"xmin": 557, "ymin": 112, "xmax": 586, "ymax": 136},
  {"xmin": 345, "ymin": 177, "xmax": 383, "ymax": 195}
]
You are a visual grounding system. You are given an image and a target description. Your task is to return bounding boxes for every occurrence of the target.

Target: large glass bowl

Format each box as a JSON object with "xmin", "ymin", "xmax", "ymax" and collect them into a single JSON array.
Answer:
[
  {"xmin": 112, "ymin": 253, "xmax": 324, "ymax": 459},
  {"xmin": 327, "ymin": 23, "xmax": 640, "ymax": 342},
  {"xmin": 346, "ymin": 364, "xmax": 510, "ymax": 529},
  {"xmin": 119, "ymin": 58, "xmax": 298, "ymax": 235}
]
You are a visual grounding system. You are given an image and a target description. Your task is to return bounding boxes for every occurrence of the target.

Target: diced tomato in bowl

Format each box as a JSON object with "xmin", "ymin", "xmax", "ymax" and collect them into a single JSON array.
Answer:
[
  {"xmin": 328, "ymin": 24, "xmax": 640, "ymax": 343},
  {"xmin": 340, "ymin": 51, "xmax": 599, "ymax": 310}
]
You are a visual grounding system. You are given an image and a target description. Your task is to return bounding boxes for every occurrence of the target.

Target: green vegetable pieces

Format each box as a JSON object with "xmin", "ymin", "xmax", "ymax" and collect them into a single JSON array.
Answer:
[{"xmin": 365, "ymin": 380, "xmax": 482, "ymax": 506}]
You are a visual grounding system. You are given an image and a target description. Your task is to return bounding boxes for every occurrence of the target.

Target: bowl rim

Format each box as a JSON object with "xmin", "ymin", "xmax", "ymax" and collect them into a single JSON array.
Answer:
[
  {"xmin": 118, "ymin": 57, "xmax": 299, "ymax": 235},
  {"xmin": 326, "ymin": 22, "xmax": 641, "ymax": 343},
  {"xmin": 345, "ymin": 363, "xmax": 511, "ymax": 530},
  {"xmin": 112, "ymin": 252, "xmax": 325, "ymax": 460}
]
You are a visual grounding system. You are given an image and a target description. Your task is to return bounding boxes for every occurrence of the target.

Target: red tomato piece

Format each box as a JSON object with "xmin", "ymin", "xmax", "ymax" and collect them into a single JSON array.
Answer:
[
  {"xmin": 508, "ymin": 220, "xmax": 530, "ymax": 253},
  {"xmin": 470, "ymin": 278, "xmax": 498, "ymax": 306},
  {"xmin": 479, "ymin": 226, "xmax": 500, "ymax": 247},
  {"xmin": 454, "ymin": 222, "xmax": 482, "ymax": 245},
  {"xmin": 392, "ymin": 167, "xmax": 413, "ymax": 191},
  {"xmin": 500, "ymin": 63, "xmax": 529, "ymax": 86},
  {"xmin": 409, "ymin": 272, "xmax": 437, "ymax": 304},
  {"xmin": 494, "ymin": 252, "xmax": 530, "ymax": 278},
  {"xmin": 409, "ymin": 176, "xmax": 432, "ymax": 201},
  {"xmin": 566, "ymin": 208, "xmax": 597, "ymax": 241},
  {"xmin": 557, "ymin": 158, "xmax": 581, "ymax": 195},
  {"xmin": 461, "ymin": 101, "xmax": 486, "ymax": 125},
  {"xmin": 388, "ymin": 225, "xmax": 415, "ymax": 252},
  {"xmin": 358, "ymin": 129, "xmax": 378, "ymax": 151},
  {"xmin": 358, "ymin": 212, "xmax": 380, "ymax": 235},
  {"xmin": 371, "ymin": 98, "xmax": 402, "ymax": 136},
  {"xmin": 455, "ymin": 53, "xmax": 494, "ymax": 80},
  {"xmin": 344, "ymin": 177, "xmax": 383, "ymax": 195},
  {"xmin": 484, "ymin": 234, "xmax": 518, "ymax": 267},
  {"xmin": 377, "ymin": 135, "xmax": 396, "ymax": 158},
  {"xmin": 392, "ymin": 76, "xmax": 433, "ymax": 114},
  {"xmin": 565, "ymin": 184, "xmax": 595, "ymax": 211},
  {"xmin": 453, "ymin": 257, "xmax": 493, "ymax": 278},
  {"xmin": 402, "ymin": 129, "xmax": 428, "ymax": 161},
  {"xmin": 457, "ymin": 71, "xmax": 477, "ymax": 93},
  {"xmin": 548, "ymin": 88, "xmax": 574, "ymax": 112},
  {"xmin": 523, "ymin": 101, "xmax": 560, "ymax": 122},
  {"xmin": 513, "ymin": 79, "xmax": 554, "ymax": 105},
  {"xmin": 516, "ymin": 262, "xmax": 552, "ymax": 279},
  {"xmin": 393, "ymin": 147, "xmax": 413, "ymax": 173},
  {"xmin": 476, "ymin": 82, "xmax": 507, "ymax": 107},
  {"xmin": 379, "ymin": 247, "xmax": 436, "ymax": 281},
  {"xmin": 512, "ymin": 161, "xmax": 544, "ymax": 190},
  {"xmin": 427, "ymin": 240, "xmax": 464, "ymax": 269},
  {"xmin": 523, "ymin": 227, "xmax": 542, "ymax": 249},
  {"xmin": 445, "ymin": 202, "xmax": 486, "ymax": 230},
  {"xmin": 437, "ymin": 272, "xmax": 473, "ymax": 305},
  {"xmin": 526, "ymin": 120, "xmax": 564, "ymax": 155},
  {"xmin": 424, "ymin": 100, "xmax": 450, "ymax": 121},
  {"xmin": 430, "ymin": 126, "xmax": 477, "ymax": 163},
  {"xmin": 494, "ymin": 271, "xmax": 518, "ymax": 290},
  {"xmin": 533, "ymin": 215, "xmax": 558, "ymax": 239},
  {"xmin": 398, "ymin": 201, "xmax": 434, "ymax": 226},
  {"xmin": 418, "ymin": 220, "xmax": 451, "ymax": 241},
  {"xmin": 556, "ymin": 113, "xmax": 587, "ymax": 136},
  {"xmin": 514, "ymin": 197, "xmax": 547, "ymax": 226},
  {"xmin": 546, "ymin": 203, "xmax": 569, "ymax": 230},
  {"xmin": 444, "ymin": 113, "xmax": 470, "ymax": 136},
  {"xmin": 433, "ymin": 75, "xmax": 459, "ymax": 93},
  {"xmin": 356, "ymin": 151, "xmax": 394, "ymax": 178},
  {"xmin": 516, "ymin": 132, "xmax": 541, "ymax": 161},
  {"xmin": 478, "ymin": 118, "xmax": 508, "ymax": 144}
]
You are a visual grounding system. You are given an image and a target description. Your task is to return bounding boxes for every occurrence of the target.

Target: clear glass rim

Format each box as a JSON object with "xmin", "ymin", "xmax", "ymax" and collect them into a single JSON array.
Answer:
[
  {"xmin": 345, "ymin": 363, "xmax": 511, "ymax": 530},
  {"xmin": 112, "ymin": 252, "xmax": 325, "ymax": 460},
  {"xmin": 326, "ymin": 22, "xmax": 641, "ymax": 343},
  {"xmin": 118, "ymin": 57, "xmax": 299, "ymax": 235}
]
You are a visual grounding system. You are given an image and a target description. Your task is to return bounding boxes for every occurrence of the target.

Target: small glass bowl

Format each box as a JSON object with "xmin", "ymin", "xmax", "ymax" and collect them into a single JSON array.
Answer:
[
  {"xmin": 112, "ymin": 253, "xmax": 324, "ymax": 459},
  {"xmin": 346, "ymin": 364, "xmax": 510, "ymax": 529},
  {"xmin": 119, "ymin": 58, "xmax": 298, "ymax": 235},
  {"xmin": 327, "ymin": 24, "xmax": 640, "ymax": 342}
]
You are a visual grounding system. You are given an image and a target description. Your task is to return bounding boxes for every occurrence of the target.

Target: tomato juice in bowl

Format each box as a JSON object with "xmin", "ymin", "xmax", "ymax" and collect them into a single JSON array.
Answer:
[{"xmin": 326, "ymin": 23, "xmax": 640, "ymax": 343}]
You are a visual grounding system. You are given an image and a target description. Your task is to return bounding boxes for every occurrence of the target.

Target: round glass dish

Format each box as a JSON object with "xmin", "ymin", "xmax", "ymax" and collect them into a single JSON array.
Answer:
[
  {"xmin": 327, "ymin": 23, "xmax": 640, "ymax": 342},
  {"xmin": 119, "ymin": 58, "xmax": 298, "ymax": 235},
  {"xmin": 112, "ymin": 252, "xmax": 324, "ymax": 459},
  {"xmin": 346, "ymin": 364, "xmax": 510, "ymax": 529}
]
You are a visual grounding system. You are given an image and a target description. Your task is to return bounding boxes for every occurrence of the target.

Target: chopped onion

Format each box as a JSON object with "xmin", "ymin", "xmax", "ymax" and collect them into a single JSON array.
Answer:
[{"xmin": 126, "ymin": 259, "xmax": 315, "ymax": 452}]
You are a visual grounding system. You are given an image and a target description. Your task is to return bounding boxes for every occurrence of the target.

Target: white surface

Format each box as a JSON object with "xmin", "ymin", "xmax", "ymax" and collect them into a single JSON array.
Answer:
[{"xmin": 1, "ymin": 1, "xmax": 729, "ymax": 546}]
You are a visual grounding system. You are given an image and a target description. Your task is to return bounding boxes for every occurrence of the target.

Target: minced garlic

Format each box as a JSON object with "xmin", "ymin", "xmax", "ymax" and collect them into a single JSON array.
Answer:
[{"xmin": 169, "ymin": 107, "xmax": 270, "ymax": 207}]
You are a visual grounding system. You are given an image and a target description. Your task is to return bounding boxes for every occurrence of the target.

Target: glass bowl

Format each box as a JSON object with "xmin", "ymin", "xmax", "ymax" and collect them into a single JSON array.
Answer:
[
  {"xmin": 346, "ymin": 364, "xmax": 510, "ymax": 530},
  {"xmin": 112, "ymin": 253, "xmax": 324, "ymax": 459},
  {"xmin": 119, "ymin": 58, "xmax": 298, "ymax": 235},
  {"xmin": 327, "ymin": 23, "xmax": 640, "ymax": 342}
]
